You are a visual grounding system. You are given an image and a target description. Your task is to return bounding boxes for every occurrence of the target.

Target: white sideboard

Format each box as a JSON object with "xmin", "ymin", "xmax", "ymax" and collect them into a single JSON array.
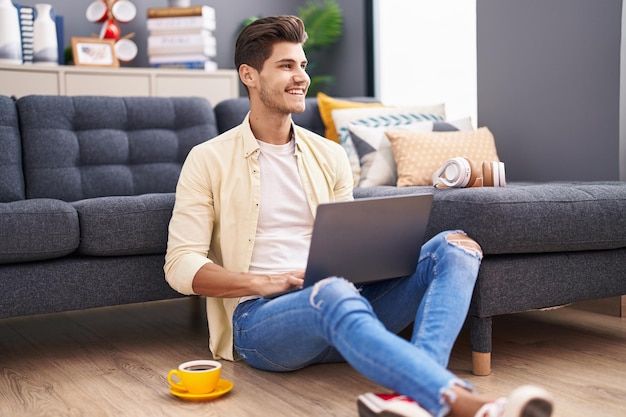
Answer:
[{"xmin": 0, "ymin": 64, "xmax": 240, "ymax": 106}]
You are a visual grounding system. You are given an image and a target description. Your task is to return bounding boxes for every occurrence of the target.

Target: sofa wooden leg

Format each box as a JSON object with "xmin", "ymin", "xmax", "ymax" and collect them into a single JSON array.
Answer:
[
  {"xmin": 472, "ymin": 351, "xmax": 491, "ymax": 376},
  {"xmin": 470, "ymin": 315, "xmax": 492, "ymax": 375}
]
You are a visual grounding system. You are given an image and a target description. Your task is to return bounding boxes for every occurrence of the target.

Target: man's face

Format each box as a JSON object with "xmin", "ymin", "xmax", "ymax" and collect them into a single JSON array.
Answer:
[{"xmin": 257, "ymin": 42, "xmax": 310, "ymax": 115}]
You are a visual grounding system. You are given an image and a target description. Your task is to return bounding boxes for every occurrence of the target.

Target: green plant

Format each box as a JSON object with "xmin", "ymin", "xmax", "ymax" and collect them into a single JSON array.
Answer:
[
  {"xmin": 298, "ymin": 0, "xmax": 343, "ymax": 53},
  {"xmin": 241, "ymin": 0, "xmax": 344, "ymax": 96},
  {"xmin": 298, "ymin": 0, "xmax": 343, "ymax": 95}
]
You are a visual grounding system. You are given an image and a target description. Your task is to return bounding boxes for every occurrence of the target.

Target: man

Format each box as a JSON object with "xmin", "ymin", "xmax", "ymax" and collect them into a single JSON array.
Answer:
[{"xmin": 164, "ymin": 15, "xmax": 553, "ymax": 417}]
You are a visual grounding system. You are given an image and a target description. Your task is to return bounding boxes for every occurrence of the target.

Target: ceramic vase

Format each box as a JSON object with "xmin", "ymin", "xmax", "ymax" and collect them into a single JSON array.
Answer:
[
  {"xmin": 0, "ymin": 0, "xmax": 22, "ymax": 64},
  {"xmin": 33, "ymin": 3, "xmax": 58, "ymax": 65}
]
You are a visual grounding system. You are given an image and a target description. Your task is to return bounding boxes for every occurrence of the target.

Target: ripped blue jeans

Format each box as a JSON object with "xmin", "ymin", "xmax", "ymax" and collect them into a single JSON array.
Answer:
[{"xmin": 232, "ymin": 230, "xmax": 482, "ymax": 417}]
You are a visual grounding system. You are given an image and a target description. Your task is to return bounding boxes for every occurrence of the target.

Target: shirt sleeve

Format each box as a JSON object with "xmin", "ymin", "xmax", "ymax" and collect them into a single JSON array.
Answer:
[
  {"xmin": 334, "ymin": 142, "xmax": 355, "ymax": 202},
  {"xmin": 164, "ymin": 147, "xmax": 214, "ymax": 295}
]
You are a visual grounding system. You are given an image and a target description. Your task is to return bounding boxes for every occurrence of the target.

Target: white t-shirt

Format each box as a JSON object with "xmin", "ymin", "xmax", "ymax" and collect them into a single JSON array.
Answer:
[{"xmin": 244, "ymin": 138, "xmax": 314, "ymax": 299}]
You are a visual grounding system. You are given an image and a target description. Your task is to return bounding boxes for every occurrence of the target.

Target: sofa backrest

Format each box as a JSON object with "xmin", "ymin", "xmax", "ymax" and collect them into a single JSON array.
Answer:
[
  {"xmin": 214, "ymin": 96, "xmax": 381, "ymax": 137},
  {"xmin": 17, "ymin": 95, "xmax": 218, "ymax": 201},
  {"xmin": 214, "ymin": 97, "xmax": 327, "ymax": 136},
  {"xmin": 0, "ymin": 96, "xmax": 25, "ymax": 203}
]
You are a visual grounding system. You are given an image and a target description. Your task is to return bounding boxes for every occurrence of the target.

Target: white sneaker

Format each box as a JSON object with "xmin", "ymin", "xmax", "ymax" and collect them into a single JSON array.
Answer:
[
  {"xmin": 357, "ymin": 392, "xmax": 431, "ymax": 417},
  {"xmin": 475, "ymin": 385, "xmax": 554, "ymax": 417}
]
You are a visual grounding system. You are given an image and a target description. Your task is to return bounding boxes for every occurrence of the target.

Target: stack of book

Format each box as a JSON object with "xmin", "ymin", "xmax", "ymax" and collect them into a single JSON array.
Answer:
[
  {"xmin": 146, "ymin": 5, "xmax": 217, "ymax": 70},
  {"xmin": 18, "ymin": 5, "xmax": 34, "ymax": 64}
]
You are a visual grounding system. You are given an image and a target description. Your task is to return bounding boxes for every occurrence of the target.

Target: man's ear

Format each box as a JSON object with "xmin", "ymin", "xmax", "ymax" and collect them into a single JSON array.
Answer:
[{"xmin": 239, "ymin": 64, "xmax": 257, "ymax": 88}]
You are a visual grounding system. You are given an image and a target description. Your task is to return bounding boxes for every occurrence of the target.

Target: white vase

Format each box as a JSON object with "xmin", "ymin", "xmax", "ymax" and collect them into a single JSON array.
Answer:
[
  {"xmin": 33, "ymin": 3, "xmax": 58, "ymax": 65},
  {"xmin": 0, "ymin": 0, "xmax": 22, "ymax": 64}
]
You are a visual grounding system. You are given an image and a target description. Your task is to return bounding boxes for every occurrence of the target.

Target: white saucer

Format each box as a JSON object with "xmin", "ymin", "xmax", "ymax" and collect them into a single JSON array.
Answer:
[{"xmin": 169, "ymin": 379, "xmax": 234, "ymax": 401}]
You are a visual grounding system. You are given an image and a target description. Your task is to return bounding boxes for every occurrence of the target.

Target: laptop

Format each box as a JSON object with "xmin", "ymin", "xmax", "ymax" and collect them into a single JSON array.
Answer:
[{"xmin": 267, "ymin": 193, "xmax": 433, "ymax": 298}]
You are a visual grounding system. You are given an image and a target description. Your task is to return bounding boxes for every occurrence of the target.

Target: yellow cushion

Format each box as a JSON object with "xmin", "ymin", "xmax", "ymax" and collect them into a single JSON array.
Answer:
[
  {"xmin": 316, "ymin": 92, "xmax": 383, "ymax": 142},
  {"xmin": 385, "ymin": 127, "xmax": 500, "ymax": 187}
]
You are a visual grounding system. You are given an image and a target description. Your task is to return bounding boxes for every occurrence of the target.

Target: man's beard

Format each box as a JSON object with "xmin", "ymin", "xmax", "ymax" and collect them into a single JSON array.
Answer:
[{"xmin": 259, "ymin": 84, "xmax": 306, "ymax": 115}]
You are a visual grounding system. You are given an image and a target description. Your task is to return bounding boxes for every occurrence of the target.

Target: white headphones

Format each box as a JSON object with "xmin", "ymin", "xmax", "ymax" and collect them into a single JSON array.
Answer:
[{"xmin": 432, "ymin": 157, "xmax": 506, "ymax": 188}]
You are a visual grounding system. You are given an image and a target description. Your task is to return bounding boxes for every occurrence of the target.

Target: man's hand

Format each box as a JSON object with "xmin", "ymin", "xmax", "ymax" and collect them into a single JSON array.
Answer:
[
  {"xmin": 257, "ymin": 270, "xmax": 305, "ymax": 298},
  {"xmin": 192, "ymin": 263, "xmax": 305, "ymax": 298}
]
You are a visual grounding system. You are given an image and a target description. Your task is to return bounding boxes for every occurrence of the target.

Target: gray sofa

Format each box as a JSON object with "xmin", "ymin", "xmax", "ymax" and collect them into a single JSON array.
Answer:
[
  {"xmin": 0, "ymin": 95, "xmax": 215, "ymax": 317},
  {"xmin": 2, "ymin": 95, "xmax": 626, "ymax": 376}
]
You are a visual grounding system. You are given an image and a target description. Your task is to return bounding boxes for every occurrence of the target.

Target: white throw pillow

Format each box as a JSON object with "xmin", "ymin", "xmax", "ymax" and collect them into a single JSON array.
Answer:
[{"xmin": 331, "ymin": 104, "xmax": 446, "ymax": 185}]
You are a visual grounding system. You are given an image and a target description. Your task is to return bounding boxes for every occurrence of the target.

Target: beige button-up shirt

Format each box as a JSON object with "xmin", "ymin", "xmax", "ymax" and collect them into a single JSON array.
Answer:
[{"xmin": 164, "ymin": 113, "xmax": 353, "ymax": 360}]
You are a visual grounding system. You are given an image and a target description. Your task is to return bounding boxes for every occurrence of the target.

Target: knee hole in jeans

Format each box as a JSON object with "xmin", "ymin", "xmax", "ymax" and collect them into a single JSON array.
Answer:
[
  {"xmin": 309, "ymin": 277, "xmax": 358, "ymax": 309},
  {"xmin": 445, "ymin": 233, "xmax": 483, "ymax": 257}
]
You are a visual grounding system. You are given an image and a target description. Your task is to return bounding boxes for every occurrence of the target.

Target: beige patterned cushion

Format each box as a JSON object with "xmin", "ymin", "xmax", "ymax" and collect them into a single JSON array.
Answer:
[{"xmin": 385, "ymin": 127, "xmax": 500, "ymax": 187}]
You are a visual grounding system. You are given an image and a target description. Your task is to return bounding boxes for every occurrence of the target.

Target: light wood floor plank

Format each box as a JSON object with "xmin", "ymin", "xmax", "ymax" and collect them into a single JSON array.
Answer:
[
  {"xmin": 1, "ymin": 298, "xmax": 625, "ymax": 416},
  {"xmin": 449, "ymin": 308, "xmax": 626, "ymax": 417}
]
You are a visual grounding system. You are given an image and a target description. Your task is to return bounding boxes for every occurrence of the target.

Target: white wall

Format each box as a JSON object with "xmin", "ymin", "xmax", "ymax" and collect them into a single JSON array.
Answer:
[{"xmin": 374, "ymin": 0, "xmax": 477, "ymax": 123}]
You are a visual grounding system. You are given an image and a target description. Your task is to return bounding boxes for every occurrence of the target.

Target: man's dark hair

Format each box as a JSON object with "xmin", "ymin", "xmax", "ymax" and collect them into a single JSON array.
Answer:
[{"xmin": 235, "ymin": 15, "xmax": 308, "ymax": 72}]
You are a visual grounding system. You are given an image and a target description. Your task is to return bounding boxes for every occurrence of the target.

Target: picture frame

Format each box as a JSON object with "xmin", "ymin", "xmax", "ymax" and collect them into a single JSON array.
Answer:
[{"xmin": 71, "ymin": 37, "xmax": 119, "ymax": 67}]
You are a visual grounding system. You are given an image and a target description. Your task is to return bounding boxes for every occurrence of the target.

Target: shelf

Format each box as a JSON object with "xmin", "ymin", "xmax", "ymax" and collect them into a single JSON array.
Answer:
[{"xmin": 0, "ymin": 64, "xmax": 239, "ymax": 105}]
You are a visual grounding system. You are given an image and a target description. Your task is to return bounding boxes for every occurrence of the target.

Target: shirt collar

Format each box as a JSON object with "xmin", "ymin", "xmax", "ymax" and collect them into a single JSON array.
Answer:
[{"xmin": 241, "ymin": 112, "xmax": 303, "ymax": 158}]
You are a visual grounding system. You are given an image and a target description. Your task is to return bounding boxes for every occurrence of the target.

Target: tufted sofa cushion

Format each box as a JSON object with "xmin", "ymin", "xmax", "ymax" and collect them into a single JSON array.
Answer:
[
  {"xmin": 0, "ymin": 95, "xmax": 25, "ymax": 202},
  {"xmin": 17, "ymin": 95, "xmax": 218, "ymax": 201}
]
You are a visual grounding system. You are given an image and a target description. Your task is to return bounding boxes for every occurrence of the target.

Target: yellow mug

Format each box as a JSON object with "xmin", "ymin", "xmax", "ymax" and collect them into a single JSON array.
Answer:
[{"xmin": 168, "ymin": 360, "xmax": 222, "ymax": 394}]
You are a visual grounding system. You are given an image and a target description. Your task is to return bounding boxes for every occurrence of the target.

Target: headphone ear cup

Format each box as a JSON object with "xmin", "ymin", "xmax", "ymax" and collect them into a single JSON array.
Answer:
[
  {"xmin": 433, "ymin": 157, "xmax": 468, "ymax": 187},
  {"xmin": 433, "ymin": 157, "xmax": 482, "ymax": 188},
  {"xmin": 481, "ymin": 161, "xmax": 506, "ymax": 187},
  {"xmin": 482, "ymin": 161, "xmax": 494, "ymax": 187}
]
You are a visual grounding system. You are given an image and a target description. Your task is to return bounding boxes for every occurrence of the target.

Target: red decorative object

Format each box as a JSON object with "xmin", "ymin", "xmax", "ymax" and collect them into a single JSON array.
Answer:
[{"xmin": 100, "ymin": 19, "xmax": 121, "ymax": 41}]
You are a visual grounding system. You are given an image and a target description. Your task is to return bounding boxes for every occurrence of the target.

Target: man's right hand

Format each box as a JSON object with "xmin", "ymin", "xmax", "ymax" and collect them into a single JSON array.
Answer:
[
  {"xmin": 191, "ymin": 263, "xmax": 305, "ymax": 299},
  {"xmin": 256, "ymin": 270, "xmax": 305, "ymax": 298}
]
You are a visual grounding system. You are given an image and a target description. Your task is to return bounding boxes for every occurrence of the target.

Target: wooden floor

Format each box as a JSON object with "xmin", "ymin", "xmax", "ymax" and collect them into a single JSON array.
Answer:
[{"xmin": 1, "ymin": 298, "xmax": 625, "ymax": 417}]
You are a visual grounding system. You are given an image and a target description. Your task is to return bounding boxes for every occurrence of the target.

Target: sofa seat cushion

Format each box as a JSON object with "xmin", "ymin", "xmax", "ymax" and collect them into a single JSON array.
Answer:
[
  {"xmin": 0, "ymin": 199, "xmax": 79, "ymax": 263},
  {"xmin": 354, "ymin": 182, "xmax": 626, "ymax": 255},
  {"xmin": 72, "ymin": 193, "xmax": 175, "ymax": 256}
]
